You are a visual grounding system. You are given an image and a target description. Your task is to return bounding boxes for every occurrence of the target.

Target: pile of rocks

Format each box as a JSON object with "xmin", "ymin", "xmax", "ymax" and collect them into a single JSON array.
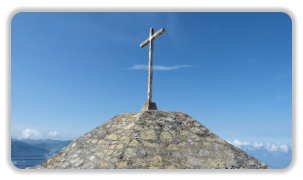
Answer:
[{"xmin": 32, "ymin": 111, "xmax": 268, "ymax": 169}]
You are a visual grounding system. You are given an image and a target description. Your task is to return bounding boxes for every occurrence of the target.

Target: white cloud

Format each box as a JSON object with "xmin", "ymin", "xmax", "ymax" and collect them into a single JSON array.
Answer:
[
  {"xmin": 253, "ymin": 142, "xmax": 263, "ymax": 148},
  {"xmin": 129, "ymin": 64, "xmax": 193, "ymax": 71},
  {"xmin": 230, "ymin": 139, "xmax": 290, "ymax": 153},
  {"xmin": 265, "ymin": 143, "xmax": 290, "ymax": 152},
  {"xmin": 265, "ymin": 143, "xmax": 279, "ymax": 152},
  {"xmin": 232, "ymin": 139, "xmax": 251, "ymax": 147},
  {"xmin": 279, "ymin": 145, "xmax": 289, "ymax": 153},
  {"xmin": 19, "ymin": 129, "xmax": 42, "ymax": 140},
  {"xmin": 49, "ymin": 131, "xmax": 58, "ymax": 137}
]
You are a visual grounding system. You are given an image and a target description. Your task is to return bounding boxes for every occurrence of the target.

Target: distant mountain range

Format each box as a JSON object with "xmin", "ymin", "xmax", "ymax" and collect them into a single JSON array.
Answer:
[
  {"xmin": 11, "ymin": 139, "xmax": 72, "ymax": 169},
  {"xmin": 11, "ymin": 139, "xmax": 49, "ymax": 156},
  {"xmin": 21, "ymin": 139, "xmax": 72, "ymax": 156}
]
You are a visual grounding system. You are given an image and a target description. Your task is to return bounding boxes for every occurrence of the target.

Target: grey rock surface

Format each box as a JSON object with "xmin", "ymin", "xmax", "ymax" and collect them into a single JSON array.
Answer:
[{"xmin": 31, "ymin": 111, "xmax": 268, "ymax": 169}]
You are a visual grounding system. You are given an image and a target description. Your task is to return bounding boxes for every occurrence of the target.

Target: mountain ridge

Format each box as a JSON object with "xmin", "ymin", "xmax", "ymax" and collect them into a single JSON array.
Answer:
[{"xmin": 11, "ymin": 139, "xmax": 49, "ymax": 156}]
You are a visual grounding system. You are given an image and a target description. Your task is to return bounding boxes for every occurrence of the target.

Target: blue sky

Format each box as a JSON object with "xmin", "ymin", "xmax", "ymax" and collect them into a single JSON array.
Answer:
[{"xmin": 11, "ymin": 12, "xmax": 292, "ymax": 145}]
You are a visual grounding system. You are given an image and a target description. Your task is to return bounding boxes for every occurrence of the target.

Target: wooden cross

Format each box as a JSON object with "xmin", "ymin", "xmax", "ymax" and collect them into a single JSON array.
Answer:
[{"xmin": 140, "ymin": 27, "xmax": 165, "ymax": 104}]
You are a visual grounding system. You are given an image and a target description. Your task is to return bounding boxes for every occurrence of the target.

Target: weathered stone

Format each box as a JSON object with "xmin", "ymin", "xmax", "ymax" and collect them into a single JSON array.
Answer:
[
  {"xmin": 113, "ymin": 150, "xmax": 123, "ymax": 157},
  {"xmin": 198, "ymin": 150, "xmax": 210, "ymax": 157},
  {"xmin": 105, "ymin": 150, "xmax": 114, "ymax": 156},
  {"xmin": 141, "ymin": 130, "xmax": 157, "ymax": 140},
  {"xmin": 96, "ymin": 160, "xmax": 108, "ymax": 168},
  {"xmin": 124, "ymin": 122, "xmax": 135, "ymax": 130},
  {"xmin": 91, "ymin": 139, "xmax": 98, "ymax": 144},
  {"xmin": 55, "ymin": 156, "xmax": 61, "ymax": 161},
  {"xmin": 125, "ymin": 148, "xmax": 136, "ymax": 158},
  {"xmin": 70, "ymin": 158, "xmax": 80, "ymax": 164},
  {"xmin": 31, "ymin": 111, "xmax": 269, "ymax": 169},
  {"xmin": 167, "ymin": 165, "xmax": 176, "ymax": 169},
  {"xmin": 129, "ymin": 139, "xmax": 139, "ymax": 146},
  {"xmin": 116, "ymin": 144, "xmax": 124, "ymax": 149},
  {"xmin": 151, "ymin": 155, "xmax": 162, "ymax": 165},
  {"xmin": 145, "ymin": 119, "xmax": 153, "ymax": 124},
  {"xmin": 143, "ymin": 141, "xmax": 159, "ymax": 148},
  {"xmin": 71, "ymin": 143, "xmax": 76, "ymax": 148},
  {"xmin": 71, "ymin": 154, "xmax": 79, "ymax": 158},
  {"xmin": 89, "ymin": 156, "xmax": 95, "ymax": 161},
  {"xmin": 180, "ymin": 130, "xmax": 189, "ymax": 137},
  {"xmin": 134, "ymin": 125, "xmax": 143, "ymax": 130},
  {"xmin": 109, "ymin": 144, "xmax": 115, "ymax": 149},
  {"xmin": 178, "ymin": 142, "xmax": 188, "ymax": 148},
  {"xmin": 74, "ymin": 159, "xmax": 83, "ymax": 167},
  {"xmin": 46, "ymin": 159, "xmax": 53, "ymax": 164},
  {"xmin": 167, "ymin": 144, "xmax": 178, "ymax": 151},
  {"xmin": 107, "ymin": 133, "xmax": 118, "ymax": 141},
  {"xmin": 98, "ymin": 140, "xmax": 105, "ymax": 144},
  {"xmin": 160, "ymin": 132, "xmax": 173, "ymax": 142},
  {"xmin": 120, "ymin": 136, "xmax": 130, "ymax": 141},
  {"xmin": 116, "ymin": 161, "xmax": 128, "ymax": 168}
]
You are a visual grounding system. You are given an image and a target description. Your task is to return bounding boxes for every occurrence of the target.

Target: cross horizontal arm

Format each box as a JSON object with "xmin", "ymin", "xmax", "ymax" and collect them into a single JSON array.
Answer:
[
  {"xmin": 140, "ymin": 39, "xmax": 150, "ymax": 48},
  {"xmin": 152, "ymin": 28, "xmax": 165, "ymax": 40},
  {"xmin": 140, "ymin": 28, "xmax": 165, "ymax": 48}
]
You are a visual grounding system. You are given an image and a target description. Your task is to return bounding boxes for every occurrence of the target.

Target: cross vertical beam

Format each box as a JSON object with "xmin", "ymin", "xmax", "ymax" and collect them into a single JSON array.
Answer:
[{"xmin": 147, "ymin": 28, "xmax": 154, "ymax": 103}]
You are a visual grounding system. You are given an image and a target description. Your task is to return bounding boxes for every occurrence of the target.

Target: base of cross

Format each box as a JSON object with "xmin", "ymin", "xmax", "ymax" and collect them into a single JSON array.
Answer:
[{"xmin": 141, "ymin": 101, "xmax": 157, "ymax": 111}]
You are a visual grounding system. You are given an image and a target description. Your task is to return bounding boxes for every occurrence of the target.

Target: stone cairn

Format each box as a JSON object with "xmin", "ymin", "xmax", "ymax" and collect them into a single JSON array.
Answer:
[{"xmin": 32, "ymin": 111, "xmax": 268, "ymax": 169}]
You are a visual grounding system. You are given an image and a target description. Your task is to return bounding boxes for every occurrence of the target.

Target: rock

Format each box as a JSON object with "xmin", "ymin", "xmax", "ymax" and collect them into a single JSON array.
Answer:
[
  {"xmin": 125, "ymin": 148, "xmax": 137, "ymax": 158},
  {"xmin": 31, "ymin": 111, "xmax": 269, "ymax": 169},
  {"xmin": 151, "ymin": 155, "xmax": 162, "ymax": 165},
  {"xmin": 91, "ymin": 139, "xmax": 98, "ymax": 144},
  {"xmin": 116, "ymin": 161, "xmax": 128, "ymax": 168},
  {"xmin": 96, "ymin": 160, "xmax": 108, "ymax": 168},
  {"xmin": 160, "ymin": 132, "xmax": 174, "ymax": 142},
  {"xmin": 120, "ymin": 136, "xmax": 130, "ymax": 141},
  {"xmin": 116, "ymin": 144, "xmax": 124, "ymax": 149},
  {"xmin": 107, "ymin": 133, "xmax": 118, "ymax": 141},
  {"xmin": 141, "ymin": 130, "xmax": 157, "ymax": 140},
  {"xmin": 180, "ymin": 130, "xmax": 189, "ymax": 137}
]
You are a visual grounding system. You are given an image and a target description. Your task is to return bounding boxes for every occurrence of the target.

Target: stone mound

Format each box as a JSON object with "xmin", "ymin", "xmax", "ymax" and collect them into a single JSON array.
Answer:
[{"xmin": 32, "ymin": 111, "xmax": 268, "ymax": 169}]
